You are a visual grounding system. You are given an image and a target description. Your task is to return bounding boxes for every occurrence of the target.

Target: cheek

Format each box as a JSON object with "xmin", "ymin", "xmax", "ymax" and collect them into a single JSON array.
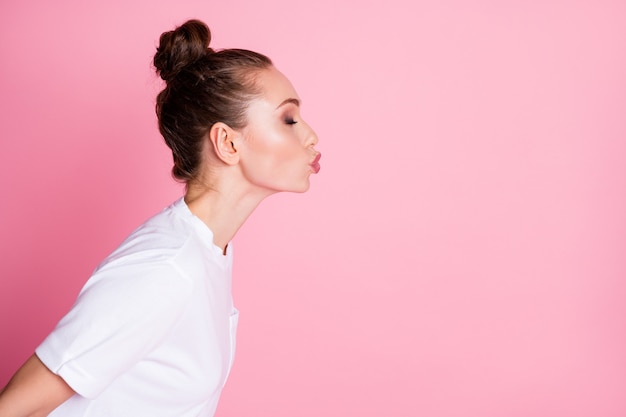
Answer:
[
  {"xmin": 243, "ymin": 129, "xmax": 305, "ymax": 183},
  {"xmin": 252, "ymin": 130, "xmax": 303, "ymax": 166},
  {"xmin": 272, "ymin": 138, "xmax": 304, "ymax": 162}
]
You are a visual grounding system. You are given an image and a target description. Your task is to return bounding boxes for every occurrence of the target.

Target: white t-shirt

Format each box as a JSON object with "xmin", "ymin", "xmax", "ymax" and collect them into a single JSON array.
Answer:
[{"xmin": 36, "ymin": 198, "xmax": 238, "ymax": 417}]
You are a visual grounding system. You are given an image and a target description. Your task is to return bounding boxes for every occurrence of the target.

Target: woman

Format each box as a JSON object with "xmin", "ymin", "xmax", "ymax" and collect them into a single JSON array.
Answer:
[{"xmin": 0, "ymin": 19, "xmax": 320, "ymax": 417}]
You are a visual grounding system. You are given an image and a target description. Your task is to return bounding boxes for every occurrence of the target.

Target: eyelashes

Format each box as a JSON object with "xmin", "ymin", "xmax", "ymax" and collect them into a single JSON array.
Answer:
[{"xmin": 284, "ymin": 117, "xmax": 298, "ymax": 125}]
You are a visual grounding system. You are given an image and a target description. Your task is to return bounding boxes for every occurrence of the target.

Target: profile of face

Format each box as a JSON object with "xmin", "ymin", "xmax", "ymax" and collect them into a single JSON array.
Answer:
[{"xmin": 237, "ymin": 67, "xmax": 320, "ymax": 194}]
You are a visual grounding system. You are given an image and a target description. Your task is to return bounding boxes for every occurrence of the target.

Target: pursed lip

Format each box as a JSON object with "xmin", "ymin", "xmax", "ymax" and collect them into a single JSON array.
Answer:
[{"xmin": 310, "ymin": 153, "xmax": 321, "ymax": 174}]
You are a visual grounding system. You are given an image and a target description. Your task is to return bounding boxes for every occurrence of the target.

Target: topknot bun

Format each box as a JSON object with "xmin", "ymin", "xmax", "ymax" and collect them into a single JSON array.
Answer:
[{"xmin": 154, "ymin": 19, "xmax": 212, "ymax": 82}]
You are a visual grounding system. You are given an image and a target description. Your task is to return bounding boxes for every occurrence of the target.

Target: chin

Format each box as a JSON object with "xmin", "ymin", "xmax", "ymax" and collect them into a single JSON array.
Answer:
[{"xmin": 284, "ymin": 180, "xmax": 311, "ymax": 194}]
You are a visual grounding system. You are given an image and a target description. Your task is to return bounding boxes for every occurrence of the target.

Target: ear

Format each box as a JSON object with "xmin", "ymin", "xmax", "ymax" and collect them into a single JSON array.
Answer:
[{"xmin": 208, "ymin": 122, "xmax": 240, "ymax": 165}]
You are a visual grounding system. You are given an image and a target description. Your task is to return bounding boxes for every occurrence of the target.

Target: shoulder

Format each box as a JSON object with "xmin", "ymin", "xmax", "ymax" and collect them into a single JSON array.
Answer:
[
  {"xmin": 98, "ymin": 199, "xmax": 196, "ymax": 270},
  {"xmin": 71, "ymin": 200, "xmax": 202, "ymax": 307},
  {"xmin": 79, "ymin": 257, "xmax": 194, "ymax": 317}
]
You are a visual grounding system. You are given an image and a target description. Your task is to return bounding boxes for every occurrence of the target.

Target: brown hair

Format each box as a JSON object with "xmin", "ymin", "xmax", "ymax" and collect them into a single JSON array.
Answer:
[{"xmin": 153, "ymin": 19, "xmax": 272, "ymax": 182}]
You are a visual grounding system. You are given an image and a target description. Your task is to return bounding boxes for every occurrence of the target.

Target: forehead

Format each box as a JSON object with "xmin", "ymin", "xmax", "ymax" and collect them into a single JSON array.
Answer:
[{"xmin": 253, "ymin": 67, "xmax": 300, "ymax": 107}]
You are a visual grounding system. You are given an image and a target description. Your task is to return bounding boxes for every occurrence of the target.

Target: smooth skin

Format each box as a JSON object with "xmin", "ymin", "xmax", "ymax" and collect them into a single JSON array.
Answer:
[
  {"xmin": 185, "ymin": 66, "xmax": 319, "ymax": 251},
  {"xmin": 0, "ymin": 66, "xmax": 319, "ymax": 416},
  {"xmin": 0, "ymin": 355, "xmax": 74, "ymax": 417}
]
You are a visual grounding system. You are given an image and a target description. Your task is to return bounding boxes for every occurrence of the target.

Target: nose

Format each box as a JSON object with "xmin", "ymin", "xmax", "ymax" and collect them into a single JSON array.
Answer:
[{"xmin": 304, "ymin": 123, "xmax": 318, "ymax": 148}]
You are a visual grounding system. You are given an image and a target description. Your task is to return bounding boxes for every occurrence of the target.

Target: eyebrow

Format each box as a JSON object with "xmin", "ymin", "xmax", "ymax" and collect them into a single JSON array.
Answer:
[{"xmin": 275, "ymin": 98, "xmax": 300, "ymax": 109}]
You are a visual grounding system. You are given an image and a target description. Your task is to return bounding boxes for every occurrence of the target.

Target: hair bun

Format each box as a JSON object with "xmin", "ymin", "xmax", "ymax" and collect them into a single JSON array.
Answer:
[{"xmin": 154, "ymin": 19, "xmax": 212, "ymax": 82}]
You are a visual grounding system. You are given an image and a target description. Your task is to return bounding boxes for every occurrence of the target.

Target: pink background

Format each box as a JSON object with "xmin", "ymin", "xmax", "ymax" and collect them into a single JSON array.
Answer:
[{"xmin": 1, "ymin": 1, "xmax": 625, "ymax": 416}]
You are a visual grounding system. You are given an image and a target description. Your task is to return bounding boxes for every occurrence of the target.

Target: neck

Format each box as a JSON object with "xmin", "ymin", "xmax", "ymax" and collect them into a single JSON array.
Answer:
[{"xmin": 184, "ymin": 172, "xmax": 273, "ymax": 253}]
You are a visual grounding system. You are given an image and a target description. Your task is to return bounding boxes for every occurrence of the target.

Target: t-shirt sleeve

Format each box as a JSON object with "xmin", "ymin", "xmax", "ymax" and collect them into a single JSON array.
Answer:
[{"xmin": 35, "ymin": 260, "xmax": 193, "ymax": 399}]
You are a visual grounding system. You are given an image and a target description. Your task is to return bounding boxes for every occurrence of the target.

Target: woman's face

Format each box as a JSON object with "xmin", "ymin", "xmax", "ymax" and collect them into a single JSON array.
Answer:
[{"xmin": 237, "ymin": 66, "xmax": 320, "ymax": 194}]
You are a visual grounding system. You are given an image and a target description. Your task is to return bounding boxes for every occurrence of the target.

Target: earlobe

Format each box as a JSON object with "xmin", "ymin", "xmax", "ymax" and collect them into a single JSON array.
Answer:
[{"xmin": 208, "ymin": 122, "xmax": 240, "ymax": 165}]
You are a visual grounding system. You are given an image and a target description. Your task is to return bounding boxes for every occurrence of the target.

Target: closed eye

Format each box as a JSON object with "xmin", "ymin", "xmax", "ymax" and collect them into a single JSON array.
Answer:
[{"xmin": 284, "ymin": 117, "xmax": 298, "ymax": 125}]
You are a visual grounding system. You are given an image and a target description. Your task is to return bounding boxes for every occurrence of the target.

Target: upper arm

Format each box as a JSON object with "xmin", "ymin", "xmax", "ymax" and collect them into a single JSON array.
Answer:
[
  {"xmin": 35, "ymin": 262, "xmax": 193, "ymax": 399},
  {"xmin": 0, "ymin": 354, "xmax": 75, "ymax": 417}
]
